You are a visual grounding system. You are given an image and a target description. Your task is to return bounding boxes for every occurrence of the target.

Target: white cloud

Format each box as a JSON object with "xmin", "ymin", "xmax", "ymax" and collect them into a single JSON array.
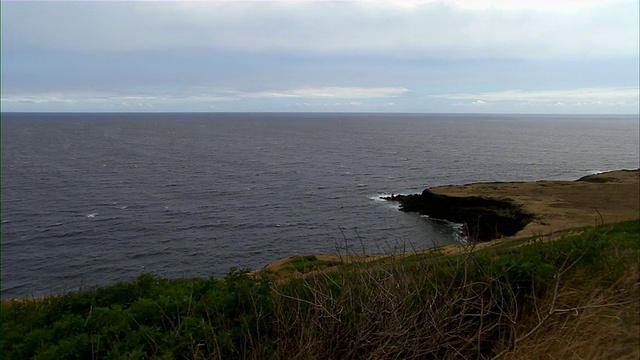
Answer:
[
  {"xmin": 0, "ymin": 91, "xmax": 232, "ymax": 108},
  {"xmin": 0, "ymin": 86, "xmax": 408, "ymax": 110},
  {"xmin": 0, "ymin": 95, "xmax": 77, "ymax": 104},
  {"xmin": 3, "ymin": 1, "xmax": 638, "ymax": 59},
  {"xmin": 433, "ymin": 87, "xmax": 640, "ymax": 106},
  {"xmin": 242, "ymin": 87, "xmax": 409, "ymax": 99}
]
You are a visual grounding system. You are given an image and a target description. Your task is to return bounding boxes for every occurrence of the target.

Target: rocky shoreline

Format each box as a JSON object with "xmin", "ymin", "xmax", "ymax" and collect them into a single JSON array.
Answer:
[{"xmin": 383, "ymin": 191, "xmax": 533, "ymax": 242}]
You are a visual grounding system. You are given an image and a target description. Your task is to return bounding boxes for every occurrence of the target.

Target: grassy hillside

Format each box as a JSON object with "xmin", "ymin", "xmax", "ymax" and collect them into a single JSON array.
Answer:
[{"xmin": 3, "ymin": 220, "xmax": 639, "ymax": 359}]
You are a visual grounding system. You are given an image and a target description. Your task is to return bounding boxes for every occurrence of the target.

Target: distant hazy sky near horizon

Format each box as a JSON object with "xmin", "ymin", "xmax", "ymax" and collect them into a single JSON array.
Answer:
[{"xmin": 1, "ymin": 0, "xmax": 639, "ymax": 113}]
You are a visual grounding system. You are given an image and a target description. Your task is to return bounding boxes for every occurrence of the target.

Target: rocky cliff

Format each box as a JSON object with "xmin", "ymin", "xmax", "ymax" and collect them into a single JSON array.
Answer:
[{"xmin": 384, "ymin": 190, "xmax": 534, "ymax": 242}]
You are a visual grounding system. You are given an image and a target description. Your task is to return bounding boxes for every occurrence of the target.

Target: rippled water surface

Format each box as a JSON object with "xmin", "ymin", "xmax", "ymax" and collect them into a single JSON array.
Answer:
[{"xmin": 2, "ymin": 113, "xmax": 638, "ymax": 298}]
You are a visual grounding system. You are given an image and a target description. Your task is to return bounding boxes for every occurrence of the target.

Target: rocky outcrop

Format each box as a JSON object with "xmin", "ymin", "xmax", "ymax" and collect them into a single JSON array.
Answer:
[{"xmin": 384, "ymin": 190, "xmax": 533, "ymax": 242}]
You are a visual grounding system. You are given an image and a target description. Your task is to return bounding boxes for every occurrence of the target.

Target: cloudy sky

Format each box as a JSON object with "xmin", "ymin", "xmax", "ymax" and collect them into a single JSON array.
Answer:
[{"xmin": 1, "ymin": 0, "xmax": 639, "ymax": 113}]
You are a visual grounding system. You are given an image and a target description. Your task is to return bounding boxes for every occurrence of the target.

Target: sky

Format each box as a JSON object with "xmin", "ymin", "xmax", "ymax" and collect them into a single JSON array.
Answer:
[{"xmin": 1, "ymin": 0, "xmax": 639, "ymax": 113}]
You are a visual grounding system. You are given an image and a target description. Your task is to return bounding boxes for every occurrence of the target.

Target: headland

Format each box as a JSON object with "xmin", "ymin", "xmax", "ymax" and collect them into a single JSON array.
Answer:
[{"xmin": 385, "ymin": 169, "xmax": 639, "ymax": 242}]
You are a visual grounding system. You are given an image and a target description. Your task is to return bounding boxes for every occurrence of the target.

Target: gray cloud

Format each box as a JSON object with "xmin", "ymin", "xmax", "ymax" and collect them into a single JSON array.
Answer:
[
  {"xmin": 2, "ymin": 1, "xmax": 638, "ymax": 113},
  {"xmin": 3, "ymin": 1, "xmax": 638, "ymax": 59}
]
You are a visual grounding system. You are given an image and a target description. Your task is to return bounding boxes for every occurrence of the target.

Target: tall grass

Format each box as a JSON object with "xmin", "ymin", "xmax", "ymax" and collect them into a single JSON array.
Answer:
[{"xmin": 2, "ymin": 220, "xmax": 638, "ymax": 359}]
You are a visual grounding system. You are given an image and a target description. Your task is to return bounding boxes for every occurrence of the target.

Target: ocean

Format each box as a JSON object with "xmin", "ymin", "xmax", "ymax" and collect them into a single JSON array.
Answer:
[{"xmin": 2, "ymin": 112, "xmax": 639, "ymax": 298}]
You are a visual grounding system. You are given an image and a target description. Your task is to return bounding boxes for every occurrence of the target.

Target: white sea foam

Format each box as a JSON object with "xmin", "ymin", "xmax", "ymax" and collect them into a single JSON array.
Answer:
[
  {"xmin": 450, "ymin": 223, "xmax": 468, "ymax": 244},
  {"xmin": 369, "ymin": 193, "xmax": 404, "ymax": 210},
  {"xmin": 369, "ymin": 193, "xmax": 410, "ymax": 201},
  {"xmin": 421, "ymin": 215, "xmax": 467, "ymax": 243},
  {"xmin": 369, "ymin": 193, "xmax": 394, "ymax": 202}
]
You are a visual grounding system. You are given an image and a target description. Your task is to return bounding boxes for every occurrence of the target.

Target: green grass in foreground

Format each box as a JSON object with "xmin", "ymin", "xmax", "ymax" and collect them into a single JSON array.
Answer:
[{"xmin": 2, "ymin": 220, "xmax": 639, "ymax": 359}]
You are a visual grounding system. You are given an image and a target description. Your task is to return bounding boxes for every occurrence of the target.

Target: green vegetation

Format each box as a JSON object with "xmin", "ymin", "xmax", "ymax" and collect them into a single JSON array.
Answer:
[
  {"xmin": 3, "ymin": 220, "xmax": 639, "ymax": 359},
  {"xmin": 276, "ymin": 255, "xmax": 342, "ymax": 275}
]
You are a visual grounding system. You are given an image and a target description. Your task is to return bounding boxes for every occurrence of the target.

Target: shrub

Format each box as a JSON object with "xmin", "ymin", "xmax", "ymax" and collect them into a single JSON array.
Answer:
[{"xmin": 2, "ymin": 220, "xmax": 638, "ymax": 359}]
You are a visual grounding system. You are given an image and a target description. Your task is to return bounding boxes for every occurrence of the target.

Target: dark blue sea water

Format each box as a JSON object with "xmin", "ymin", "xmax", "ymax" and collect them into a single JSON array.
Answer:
[{"xmin": 2, "ymin": 113, "xmax": 639, "ymax": 298}]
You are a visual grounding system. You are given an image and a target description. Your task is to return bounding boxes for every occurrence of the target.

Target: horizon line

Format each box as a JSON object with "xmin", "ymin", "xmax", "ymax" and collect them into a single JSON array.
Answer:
[{"xmin": 2, "ymin": 111, "xmax": 639, "ymax": 116}]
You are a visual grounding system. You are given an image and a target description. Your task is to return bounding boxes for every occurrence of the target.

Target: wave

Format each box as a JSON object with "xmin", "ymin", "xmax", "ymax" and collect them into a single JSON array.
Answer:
[
  {"xmin": 2, "ymin": 113, "xmax": 638, "ymax": 298},
  {"xmin": 421, "ymin": 215, "xmax": 467, "ymax": 243}
]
